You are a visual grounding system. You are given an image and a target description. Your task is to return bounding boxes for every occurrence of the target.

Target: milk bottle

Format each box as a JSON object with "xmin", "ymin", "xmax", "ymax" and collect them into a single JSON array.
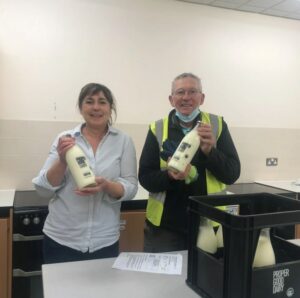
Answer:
[
  {"xmin": 253, "ymin": 228, "xmax": 276, "ymax": 268},
  {"xmin": 168, "ymin": 122, "xmax": 201, "ymax": 173},
  {"xmin": 65, "ymin": 143, "xmax": 96, "ymax": 189},
  {"xmin": 216, "ymin": 225, "xmax": 224, "ymax": 248},
  {"xmin": 196, "ymin": 217, "xmax": 218, "ymax": 254}
]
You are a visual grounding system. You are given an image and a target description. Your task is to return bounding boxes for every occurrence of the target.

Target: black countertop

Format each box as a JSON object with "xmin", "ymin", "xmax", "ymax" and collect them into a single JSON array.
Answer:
[
  {"xmin": 13, "ymin": 189, "xmax": 147, "ymax": 211},
  {"xmin": 121, "ymin": 199, "xmax": 147, "ymax": 211},
  {"xmin": 8, "ymin": 183, "xmax": 295, "ymax": 216},
  {"xmin": 122, "ymin": 183, "xmax": 298, "ymax": 211},
  {"xmin": 227, "ymin": 183, "xmax": 297, "ymax": 199},
  {"xmin": 0, "ymin": 207, "xmax": 10, "ymax": 218},
  {"xmin": 227, "ymin": 183, "xmax": 297, "ymax": 239}
]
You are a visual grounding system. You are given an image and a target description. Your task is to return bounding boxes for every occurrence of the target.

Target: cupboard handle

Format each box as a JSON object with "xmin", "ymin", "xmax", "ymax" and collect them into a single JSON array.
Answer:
[
  {"xmin": 13, "ymin": 269, "xmax": 42, "ymax": 277},
  {"xmin": 13, "ymin": 233, "xmax": 44, "ymax": 241},
  {"xmin": 120, "ymin": 219, "xmax": 127, "ymax": 231}
]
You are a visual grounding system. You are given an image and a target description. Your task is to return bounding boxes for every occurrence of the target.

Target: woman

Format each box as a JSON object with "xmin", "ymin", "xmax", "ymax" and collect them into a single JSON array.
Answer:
[{"xmin": 33, "ymin": 83, "xmax": 138, "ymax": 264}]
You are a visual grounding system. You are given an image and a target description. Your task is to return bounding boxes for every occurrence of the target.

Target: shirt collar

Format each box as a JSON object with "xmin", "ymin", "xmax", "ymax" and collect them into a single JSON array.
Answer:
[{"xmin": 73, "ymin": 123, "xmax": 118, "ymax": 138}]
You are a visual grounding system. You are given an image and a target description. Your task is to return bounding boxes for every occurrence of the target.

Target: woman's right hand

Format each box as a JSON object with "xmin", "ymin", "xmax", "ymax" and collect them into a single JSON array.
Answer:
[
  {"xmin": 46, "ymin": 135, "xmax": 75, "ymax": 187},
  {"xmin": 57, "ymin": 136, "xmax": 75, "ymax": 164}
]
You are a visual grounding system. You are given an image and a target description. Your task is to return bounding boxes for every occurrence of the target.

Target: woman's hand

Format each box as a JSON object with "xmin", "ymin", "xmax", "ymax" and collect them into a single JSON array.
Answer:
[
  {"xmin": 46, "ymin": 135, "xmax": 75, "ymax": 187},
  {"xmin": 75, "ymin": 177, "xmax": 109, "ymax": 196},
  {"xmin": 57, "ymin": 136, "xmax": 75, "ymax": 164},
  {"xmin": 75, "ymin": 177, "xmax": 124, "ymax": 199},
  {"xmin": 197, "ymin": 123, "xmax": 216, "ymax": 156}
]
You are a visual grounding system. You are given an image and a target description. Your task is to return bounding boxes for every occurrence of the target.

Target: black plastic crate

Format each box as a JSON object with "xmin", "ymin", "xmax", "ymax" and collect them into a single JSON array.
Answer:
[{"xmin": 186, "ymin": 193, "xmax": 300, "ymax": 298}]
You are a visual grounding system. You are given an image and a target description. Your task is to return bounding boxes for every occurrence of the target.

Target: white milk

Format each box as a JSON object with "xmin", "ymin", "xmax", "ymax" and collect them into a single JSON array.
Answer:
[
  {"xmin": 168, "ymin": 123, "xmax": 200, "ymax": 173},
  {"xmin": 253, "ymin": 228, "xmax": 276, "ymax": 268},
  {"xmin": 216, "ymin": 225, "xmax": 224, "ymax": 248},
  {"xmin": 196, "ymin": 219, "xmax": 218, "ymax": 254},
  {"xmin": 66, "ymin": 145, "xmax": 96, "ymax": 189}
]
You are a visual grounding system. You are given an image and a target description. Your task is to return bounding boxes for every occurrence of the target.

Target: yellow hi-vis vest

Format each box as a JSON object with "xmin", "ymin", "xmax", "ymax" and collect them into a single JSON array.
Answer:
[{"xmin": 146, "ymin": 111, "xmax": 226, "ymax": 227}]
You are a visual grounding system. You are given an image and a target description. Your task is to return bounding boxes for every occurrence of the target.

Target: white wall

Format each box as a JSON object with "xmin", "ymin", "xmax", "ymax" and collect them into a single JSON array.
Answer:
[
  {"xmin": 1, "ymin": 0, "xmax": 300, "ymax": 128},
  {"xmin": 1, "ymin": 0, "xmax": 300, "ymax": 189}
]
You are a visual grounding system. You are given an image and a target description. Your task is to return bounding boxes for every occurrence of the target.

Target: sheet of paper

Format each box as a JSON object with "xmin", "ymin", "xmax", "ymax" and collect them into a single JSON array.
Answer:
[{"xmin": 112, "ymin": 252, "xmax": 182, "ymax": 275}]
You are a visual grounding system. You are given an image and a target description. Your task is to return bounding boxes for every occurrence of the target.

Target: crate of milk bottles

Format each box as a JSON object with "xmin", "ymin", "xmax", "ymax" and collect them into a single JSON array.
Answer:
[{"xmin": 186, "ymin": 193, "xmax": 300, "ymax": 298}]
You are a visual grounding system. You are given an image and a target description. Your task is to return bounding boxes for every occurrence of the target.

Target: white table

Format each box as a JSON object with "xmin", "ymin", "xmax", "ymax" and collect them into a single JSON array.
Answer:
[
  {"xmin": 255, "ymin": 180, "xmax": 300, "ymax": 199},
  {"xmin": 0, "ymin": 189, "xmax": 15, "ymax": 208},
  {"xmin": 289, "ymin": 239, "xmax": 300, "ymax": 245},
  {"xmin": 0, "ymin": 189, "xmax": 14, "ymax": 218},
  {"xmin": 42, "ymin": 251, "xmax": 200, "ymax": 298}
]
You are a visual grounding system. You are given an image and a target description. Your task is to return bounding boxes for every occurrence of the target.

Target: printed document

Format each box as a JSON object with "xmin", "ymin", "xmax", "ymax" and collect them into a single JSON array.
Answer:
[{"xmin": 112, "ymin": 252, "xmax": 182, "ymax": 275}]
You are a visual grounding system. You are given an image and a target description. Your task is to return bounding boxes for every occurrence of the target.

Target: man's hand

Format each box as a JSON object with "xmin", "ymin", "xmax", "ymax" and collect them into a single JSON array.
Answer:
[
  {"xmin": 197, "ymin": 123, "xmax": 216, "ymax": 156},
  {"xmin": 167, "ymin": 163, "xmax": 191, "ymax": 180}
]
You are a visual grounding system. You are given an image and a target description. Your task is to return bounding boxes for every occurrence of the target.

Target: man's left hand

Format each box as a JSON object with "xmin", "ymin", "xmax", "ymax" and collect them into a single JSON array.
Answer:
[{"xmin": 197, "ymin": 123, "xmax": 216, "ymax": 156}]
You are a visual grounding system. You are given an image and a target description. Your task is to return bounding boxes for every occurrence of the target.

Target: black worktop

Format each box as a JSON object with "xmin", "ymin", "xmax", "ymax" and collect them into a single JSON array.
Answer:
[
  {"xmin": 0, "ymin": 207, "xmax": 10, "ymax": 218},
  {"xmin": 227, "ymin": 183, "xmax": 297, "ymax": 199},
  {"xmin": 121, "ymin": 199, "xmax": 147, "ymax": 211}
]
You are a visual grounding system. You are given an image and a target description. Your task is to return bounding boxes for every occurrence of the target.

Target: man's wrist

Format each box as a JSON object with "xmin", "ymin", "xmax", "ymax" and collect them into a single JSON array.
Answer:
[{"xmin": 185, "ymin": 166, "xmax": 198, "ymax": 184}]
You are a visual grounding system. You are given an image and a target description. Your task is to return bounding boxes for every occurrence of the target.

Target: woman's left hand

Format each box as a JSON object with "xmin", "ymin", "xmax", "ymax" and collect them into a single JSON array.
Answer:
[
  {"xmin": 75, "ymin": 177, "xmax": 124, "ymax": 199},
  {"xmin": 75, "ymin": 177, "xmax": 109, "ymax": 196}
]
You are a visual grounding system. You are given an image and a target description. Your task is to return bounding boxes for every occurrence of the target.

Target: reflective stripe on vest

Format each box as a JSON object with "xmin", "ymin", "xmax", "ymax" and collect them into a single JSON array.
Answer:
[
  {"xmin": 201, "ymin": 112, "xmax": 226, "ymax": 194},
  {"xmin": 150, "ymin": 118, "xmax": 168, "ymax": 169},
  {"xmin": 146, "ymin": 111, "xmax": 226, "ymax": 226}
]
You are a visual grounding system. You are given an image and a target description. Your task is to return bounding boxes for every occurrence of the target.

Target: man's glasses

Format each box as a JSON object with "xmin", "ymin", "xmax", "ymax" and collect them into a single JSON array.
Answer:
[{"xmin": 173, "ymin": 88, "xmax": 201, "ymax": 98}]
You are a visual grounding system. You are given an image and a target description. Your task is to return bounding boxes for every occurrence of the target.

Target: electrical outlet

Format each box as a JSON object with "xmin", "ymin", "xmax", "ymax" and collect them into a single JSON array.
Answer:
[{"xmin": 266, "ymin": 157, "xmax": 278, "ymax": 166}]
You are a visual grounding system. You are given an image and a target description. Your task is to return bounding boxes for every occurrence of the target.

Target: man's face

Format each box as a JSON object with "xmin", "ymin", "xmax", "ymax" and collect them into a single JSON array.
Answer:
[{"xmin": 169, "ymin": 77, "xmax": 204, "ymax": 115}]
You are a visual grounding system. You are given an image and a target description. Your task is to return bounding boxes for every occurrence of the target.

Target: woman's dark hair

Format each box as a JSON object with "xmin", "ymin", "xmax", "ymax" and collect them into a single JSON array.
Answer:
[{"xmin": 78, "ymin": 83, "xmax": 117, "ymax": 124}]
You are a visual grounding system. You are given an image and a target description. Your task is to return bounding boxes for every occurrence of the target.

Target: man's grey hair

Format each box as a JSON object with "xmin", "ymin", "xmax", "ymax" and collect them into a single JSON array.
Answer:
[{"xmin": 171, "ymin": 72, "xmax": 202, "ymax": 93}]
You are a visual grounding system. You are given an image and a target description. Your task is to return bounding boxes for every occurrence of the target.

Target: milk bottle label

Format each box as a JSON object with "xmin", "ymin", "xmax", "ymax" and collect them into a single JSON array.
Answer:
[
  {"xmin": 66, "ymin": 145, "xmax": 96, "ymax": 188},
  {"xmin": 76, "ymin": 156, "xmax": 88, "ymax": 168},
  {"xmin": 178, "ymin": 142, "xmax": 191, "ymax": 152}
]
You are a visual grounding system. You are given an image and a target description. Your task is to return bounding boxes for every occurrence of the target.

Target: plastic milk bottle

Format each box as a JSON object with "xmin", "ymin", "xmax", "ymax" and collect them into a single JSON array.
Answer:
[
  {"xmin": 65, "ymin": 141, "xmax": 96, "ymax": 189},
  {"xmin": 196, "ymin": 217, "xmax": 218, "ymax": 254},
  {"xmin": 168, "ymin": 122, "xmax": 201, "ymax": 172},
  {"xmin": 253, "ymin": 228, "xmax": 276, "ymax": 268},
  {"xmin": 216, "ymin": 225, "xmax": 224, "ymax": 248}
]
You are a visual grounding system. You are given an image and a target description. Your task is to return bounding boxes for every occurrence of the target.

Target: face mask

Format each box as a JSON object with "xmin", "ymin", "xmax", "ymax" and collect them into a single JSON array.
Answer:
[{"xmin": 175, "ymin": 109, "xmax": 200, "ymax": 123}]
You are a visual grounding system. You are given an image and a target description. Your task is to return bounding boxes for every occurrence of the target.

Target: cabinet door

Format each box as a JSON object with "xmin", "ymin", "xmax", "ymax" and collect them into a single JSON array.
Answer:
[
  {"xmin": 0, "ymin": 218, "xmax": 9, "ymax": 298},
  {"xmin": 296, "ymin": 225, "xmax": 300, "ymax": 238},
  {"xmin": 119, "ymin": 210, "xmax": 145, "ymax": 253}
]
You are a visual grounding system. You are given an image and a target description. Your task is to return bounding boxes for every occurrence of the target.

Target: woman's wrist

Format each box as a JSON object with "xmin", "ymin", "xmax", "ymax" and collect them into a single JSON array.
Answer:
[
  {"xmin": 58, "ymin": 157, "xmax": 67, "ymax": 167},
  {"xmin": 46, "ymin": 159, "xmax": 67, "ymax": 187},
  {"xmin": 102, "ymin": 180, "xmax": 124, "ymax": 199}
]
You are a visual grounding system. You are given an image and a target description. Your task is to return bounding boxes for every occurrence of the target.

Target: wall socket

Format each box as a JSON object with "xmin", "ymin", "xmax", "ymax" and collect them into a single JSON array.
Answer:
[{"xmin": 266, "ymin": 157, "xmax": 278, "ymax": 166}]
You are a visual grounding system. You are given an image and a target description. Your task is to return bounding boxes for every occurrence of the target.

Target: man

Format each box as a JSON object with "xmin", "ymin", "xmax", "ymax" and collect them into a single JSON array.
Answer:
[{"xmin": 138, "ymin": 73, "xmax": 240, "ymax": 252}]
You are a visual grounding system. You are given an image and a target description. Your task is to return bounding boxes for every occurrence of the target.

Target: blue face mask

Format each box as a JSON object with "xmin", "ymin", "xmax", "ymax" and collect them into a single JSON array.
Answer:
[{"xmin": 175, "ymin": 109, "xmax": 200, "ymax": 123}]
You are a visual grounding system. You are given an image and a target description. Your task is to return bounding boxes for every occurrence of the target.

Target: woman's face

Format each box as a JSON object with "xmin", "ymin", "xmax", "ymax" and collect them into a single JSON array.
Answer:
[{"xmin": 80, "ymin": 91, "xmax": 111, "ymax": 129}]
